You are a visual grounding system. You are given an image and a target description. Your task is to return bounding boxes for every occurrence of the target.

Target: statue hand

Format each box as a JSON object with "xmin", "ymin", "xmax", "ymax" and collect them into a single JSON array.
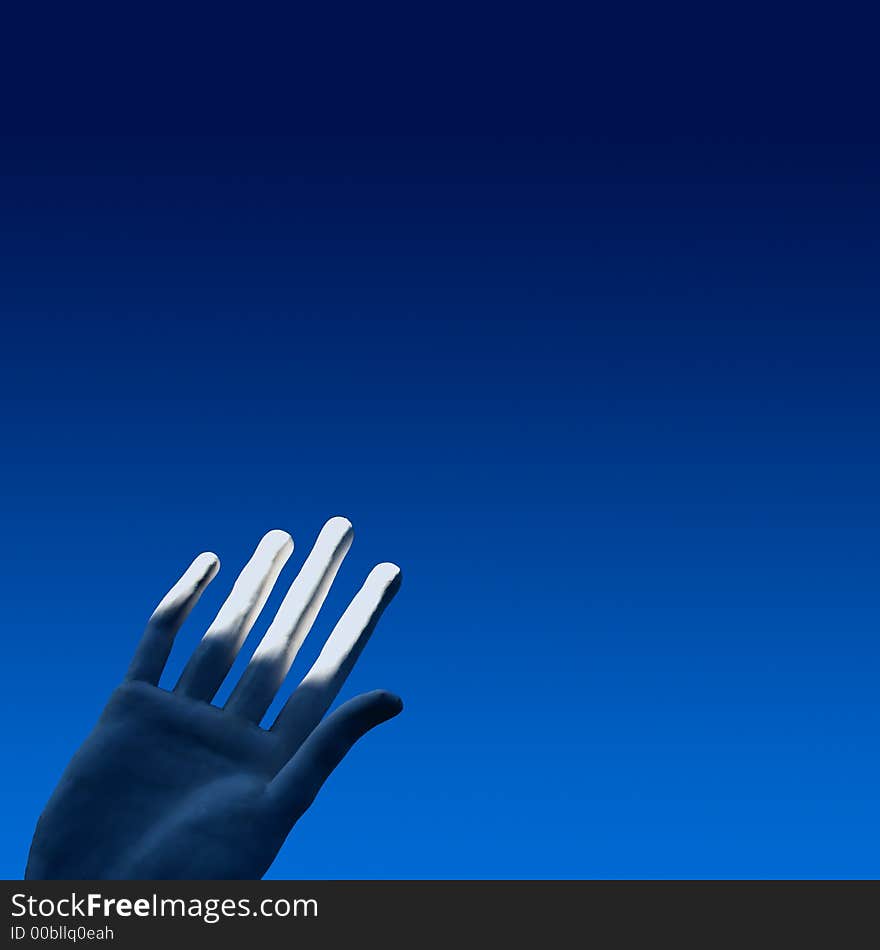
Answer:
[{"xmin": 26, "ymin": 518, "xmax": 402, "ymax": 879}]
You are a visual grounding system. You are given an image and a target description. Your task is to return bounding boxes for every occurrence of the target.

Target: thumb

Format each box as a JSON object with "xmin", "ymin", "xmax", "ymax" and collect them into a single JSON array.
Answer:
[{"xmin": 266, "ymin": 689, "xmax": 403, "ymax": 823}]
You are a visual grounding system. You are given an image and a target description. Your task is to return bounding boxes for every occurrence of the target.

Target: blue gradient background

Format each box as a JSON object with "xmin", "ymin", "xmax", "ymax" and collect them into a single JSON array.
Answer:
[{"xmin": 1, "ymin": 14, "xmax": 879, "ymax": 877}]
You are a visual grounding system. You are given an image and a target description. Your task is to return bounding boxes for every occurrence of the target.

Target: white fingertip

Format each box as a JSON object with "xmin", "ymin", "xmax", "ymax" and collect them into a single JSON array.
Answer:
[
  {"xmin": 298, "ymin": 562, "xmax": 400, "ymax": 689},
  {"xmin": 126, "ymin": 551, "xmax": 220, "ymax": 685},
  {"xmin": 200, "ymin": 530, "xmax": 292, "ymax": 645},
  {"xmin": 323, "ymin": 516, "xmax": 354, "ymax": 538},
  {"xmin": 255, "ymin": 516, "xmax": 354, "ymax": 662},
  {"xmin": 151, "ymin": 552, "xmax": 220, "ymax": 623}
]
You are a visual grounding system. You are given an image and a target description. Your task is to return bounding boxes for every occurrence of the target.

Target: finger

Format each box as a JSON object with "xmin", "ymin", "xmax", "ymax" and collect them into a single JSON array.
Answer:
[
  {"xmin": 174, "ymin": 529, "xmax": 294, "ymax": 701},
  {"xmin": 266, "ymin": 689, "xmax": 403, "ymax": 822},
  {"xmin": 271, "ymin": 562, "xmax": 401, "ymax": 748},
  {"xmin": 225, "ymin": 516, "xmax": 354, "ymax": 723},
  {"xmin": 125, "ymin": 552, "xmax": 220, "ymax": 685}
]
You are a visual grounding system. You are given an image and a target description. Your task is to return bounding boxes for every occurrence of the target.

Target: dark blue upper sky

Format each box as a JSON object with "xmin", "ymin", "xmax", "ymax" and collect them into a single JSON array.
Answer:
[{"xmin": 1, "ymin": 7, "xmax": 879, "ymax": 878}]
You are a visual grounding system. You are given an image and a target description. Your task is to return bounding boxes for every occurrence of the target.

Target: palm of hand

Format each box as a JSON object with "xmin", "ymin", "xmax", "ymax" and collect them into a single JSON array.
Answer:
[{"xmin": 26, "ymin": 519, "xmax": 402, "ymax": 880}]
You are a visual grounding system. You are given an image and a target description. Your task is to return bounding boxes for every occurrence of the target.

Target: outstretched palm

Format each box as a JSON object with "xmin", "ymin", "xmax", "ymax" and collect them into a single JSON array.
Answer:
[{"xmin": 26, "ymin": 518, "xmax": 402, "ymax": 879}]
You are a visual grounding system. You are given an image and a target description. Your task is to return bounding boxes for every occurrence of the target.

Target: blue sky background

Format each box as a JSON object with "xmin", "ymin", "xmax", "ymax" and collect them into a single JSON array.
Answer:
[{"xmin": 1, "ymin": 7, "xmax": 879, "ymax": 878}]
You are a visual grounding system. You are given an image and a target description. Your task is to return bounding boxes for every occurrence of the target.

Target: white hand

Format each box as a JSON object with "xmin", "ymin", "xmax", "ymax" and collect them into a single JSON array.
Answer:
[{"xmin": 26, "ymin": 518, "xmax": 403, "ymax": 879}]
